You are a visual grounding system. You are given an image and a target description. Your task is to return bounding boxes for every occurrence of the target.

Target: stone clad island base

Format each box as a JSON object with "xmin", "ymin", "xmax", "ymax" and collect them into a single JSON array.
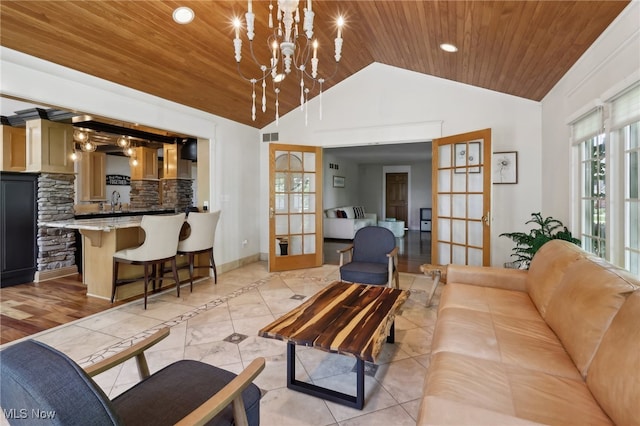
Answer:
[{"xmin": 259, "ymin": 281, "xmax": 409, "ymax": 409}]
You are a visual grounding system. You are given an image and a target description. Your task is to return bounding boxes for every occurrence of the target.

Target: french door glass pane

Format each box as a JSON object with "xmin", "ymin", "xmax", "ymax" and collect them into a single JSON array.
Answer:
[
  {"xmin": 290, "ymin": 236, "xmax": 302, "ymax": 255},
  {"xmin": 452, "ymin": 245, "xmax": 466, "ymax": 264},
  {"xmin": 452, "ymin": 195, "xmax": 466, "ymax": 218},
  {"xmin": 439, "ymin": 145, "xmax": 452, "ymax": 168},
  {"xmin": 303, "ymin": 235, "xmax": 315, "ymax": 254},
  {"xmin": 438, "ymin": 194, "xmax": 451, "ymax": 216},
  {"xmin": 469, "ymin": 194, "xmax": 483, "ymax": 219},
  {"xmin": 438, "ymin": 242, "xmax": 451, "ymax": 264},
  {"xmin": 468, "ymin": 248, "xmax": 483, "ymax": 266},
  {"xmin": 275, "ymin": 215, "xmax": 288, "ymax": 234},
  {"xmin": 469, "ymin": 169, "xmax": 483, "ymax": 192},
  {"xmin": 452, "ymin": 220, "xmax": 466, "ymax": 244},
  {"xmin": 468, "ymin": 221, "xmax": 483, "ymax": 247},
  {"xmin": 438, "ymin": 170, "xmax": 451, "ymax": 192},
  {"xmin": 290, "ymin": 214, "xmax": 302, "ymax": 234}
]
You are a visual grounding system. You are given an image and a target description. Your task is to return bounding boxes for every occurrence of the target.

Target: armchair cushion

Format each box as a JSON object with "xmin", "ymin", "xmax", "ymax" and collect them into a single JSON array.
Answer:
[
  {"xmin": 340, "ymin": 261, "xmax": 390, "ymax": 286},
  {"xmin": 113, "ymin": 360, "xmax": 261, "ymax": 426}
]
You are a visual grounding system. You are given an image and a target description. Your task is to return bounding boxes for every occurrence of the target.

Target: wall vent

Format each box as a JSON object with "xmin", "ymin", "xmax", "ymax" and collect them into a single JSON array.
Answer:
[{"xmin": 261, "ymin": 132, "xmax": 280, "ymax": 143}]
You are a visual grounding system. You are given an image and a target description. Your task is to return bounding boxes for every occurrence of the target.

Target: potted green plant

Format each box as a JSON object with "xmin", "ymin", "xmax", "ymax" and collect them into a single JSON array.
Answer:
[{"xmin": 500, "ymin": 212, "xmax": 581, "ymax": 269}]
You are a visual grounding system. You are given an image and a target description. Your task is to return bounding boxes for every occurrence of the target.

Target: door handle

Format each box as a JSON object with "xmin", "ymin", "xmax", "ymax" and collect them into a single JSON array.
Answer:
[{"xmin": 482, "ymin": 211, "xmax": 490, "ymax": 226}]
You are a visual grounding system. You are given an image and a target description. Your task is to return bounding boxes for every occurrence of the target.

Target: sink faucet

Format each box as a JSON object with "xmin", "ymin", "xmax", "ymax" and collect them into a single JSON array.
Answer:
[{"xmin": 110, "ymin": 190, "xmax": 121, "ymax": 211}]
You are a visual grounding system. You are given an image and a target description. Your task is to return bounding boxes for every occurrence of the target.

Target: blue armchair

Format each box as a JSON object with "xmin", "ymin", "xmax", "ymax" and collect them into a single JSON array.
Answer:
[
  {"xmin": 1, "ymin": 328, "xmax": 264, "ymax": 426},
  {"xmin": 338, "ymin": 226, "xmax": 400, "ymax": 288}
]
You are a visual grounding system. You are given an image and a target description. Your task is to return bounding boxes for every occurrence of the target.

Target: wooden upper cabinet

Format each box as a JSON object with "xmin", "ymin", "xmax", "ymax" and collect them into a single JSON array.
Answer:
[
  {"xmin": 131, "ymin": 146, "xmax": 158, "ymax": 180},
  {"xmin": 25, "ymin": 119, "xmax": 74, "ymax": 174},
  {"xmin": 79, "ymin": 152, "xmax": 106, "ymax": 201},
  {"xmin": 1, "ymin": 125, "xmax": 26, "ymax": 171},
  {"xmin": 162, "ymin": 144, "xmax": 192, "ymax": 179}
]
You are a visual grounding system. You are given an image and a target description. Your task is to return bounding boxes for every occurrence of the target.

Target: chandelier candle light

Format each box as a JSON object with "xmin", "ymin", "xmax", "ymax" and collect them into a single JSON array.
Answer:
[{"xmin": 232, "ymin": 0, "xmax": 344, "ymax": 125}]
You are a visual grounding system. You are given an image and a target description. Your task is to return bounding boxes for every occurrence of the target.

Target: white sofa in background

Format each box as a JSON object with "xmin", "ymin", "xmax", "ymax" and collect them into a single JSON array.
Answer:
[{"xmin": 323, "ymin": 206, "xmax": 377, "ymax": 239}]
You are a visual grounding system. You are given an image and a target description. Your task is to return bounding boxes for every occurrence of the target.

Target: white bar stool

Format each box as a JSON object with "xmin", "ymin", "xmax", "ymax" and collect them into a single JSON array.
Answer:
[
  {"xmin": 177, "ymin": 210, "xmax": 221, "ymax": 291},
  {"xmin": 112, "ymin": 213, "xmax": 185, "ymax": 309}
]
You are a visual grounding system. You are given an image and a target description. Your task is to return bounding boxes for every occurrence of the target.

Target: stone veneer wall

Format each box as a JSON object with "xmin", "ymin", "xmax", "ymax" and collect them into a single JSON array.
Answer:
[
  {"xmin": 162, "ymin": 179, "xmax": 194, "ymax": 211},
  {"xmin": 37, "ymin": 173, "xmax": 75, "ymax": 271},
  {"xmin": 129, "ymin": 180, "xmax": 160, "ymax": 209}
]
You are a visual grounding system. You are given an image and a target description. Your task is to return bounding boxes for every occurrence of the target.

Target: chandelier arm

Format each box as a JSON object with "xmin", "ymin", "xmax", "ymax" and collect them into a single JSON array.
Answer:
[{"xmin": 236, "ymin": 61, "xmax": 271, "ymax": 84}]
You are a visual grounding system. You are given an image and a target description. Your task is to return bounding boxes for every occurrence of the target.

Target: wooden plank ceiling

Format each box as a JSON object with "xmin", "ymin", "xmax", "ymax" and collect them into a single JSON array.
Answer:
[{"xmin": 0, "ymin": 1, "xmax": 629, "ymax": 129}]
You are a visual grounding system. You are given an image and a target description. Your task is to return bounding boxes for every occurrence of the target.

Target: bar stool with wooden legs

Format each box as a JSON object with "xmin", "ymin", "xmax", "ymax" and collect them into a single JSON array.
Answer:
[
  {"xmin": 112, "ymin": 213, "xmax": 185, "ymax": 309},
  {"xmin": 177, "ymin": 210, "xmax": 221, "ymax": 291}
]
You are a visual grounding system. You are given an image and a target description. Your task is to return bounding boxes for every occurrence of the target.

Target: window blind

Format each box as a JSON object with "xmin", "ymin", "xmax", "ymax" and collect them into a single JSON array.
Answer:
[
  {"xmin": 610, "ymin": 84, "xmax": 640, "ymax": 130},
  {"xmin": 571, "ymin": 108, "xmax": 603, "ymax": 144}
]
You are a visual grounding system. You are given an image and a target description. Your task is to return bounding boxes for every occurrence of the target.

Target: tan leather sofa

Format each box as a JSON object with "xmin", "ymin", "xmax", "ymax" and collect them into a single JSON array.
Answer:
[{"xmin": 417, "ymin": 240, "xmax": 639, "ymax": 425}]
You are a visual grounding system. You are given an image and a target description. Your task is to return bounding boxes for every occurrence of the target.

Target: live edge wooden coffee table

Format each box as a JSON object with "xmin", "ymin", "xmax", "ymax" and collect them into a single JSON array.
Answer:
[{"xmin": 259, "ymin": 281, "xmax": 408, "ymax": 409}]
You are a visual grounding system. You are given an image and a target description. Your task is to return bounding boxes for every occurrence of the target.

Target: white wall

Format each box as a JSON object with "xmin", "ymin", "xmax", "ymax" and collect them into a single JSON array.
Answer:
[
  {"xmin": 1, "ymin": 47, "xmax": 262, "ymax": 269},
  {"xmin": 260, "ymin": 63, "xmax": 542, "ymax": 265},
  {"xmin": 541, "ymin": 2, "xmax": 640, "ymax": 230}
]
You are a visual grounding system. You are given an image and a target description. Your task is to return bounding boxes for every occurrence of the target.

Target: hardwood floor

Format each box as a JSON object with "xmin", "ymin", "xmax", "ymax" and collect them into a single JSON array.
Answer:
[
  {"xmin": 0, "ymin": 274, "xmax": 122, "ymax": 345},
  {"xmin": 0, "ymin": 230, "xmax": 430, "ymax": 344}
]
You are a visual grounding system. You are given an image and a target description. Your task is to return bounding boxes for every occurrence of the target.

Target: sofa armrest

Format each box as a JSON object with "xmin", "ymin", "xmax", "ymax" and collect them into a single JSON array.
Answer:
[{"xmin": 447, "ymin": 264, "xmax": 528, "ymax": 292}]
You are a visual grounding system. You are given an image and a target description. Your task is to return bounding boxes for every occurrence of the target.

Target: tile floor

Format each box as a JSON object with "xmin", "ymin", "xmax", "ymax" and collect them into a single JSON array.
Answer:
[{"xmin": 1, "ymin": 262, "xmax": 441, "ymax": 426}]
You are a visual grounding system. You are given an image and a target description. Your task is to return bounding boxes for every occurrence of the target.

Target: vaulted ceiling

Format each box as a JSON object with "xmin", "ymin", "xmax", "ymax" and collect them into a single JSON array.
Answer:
[{"xmin": 0, "ymin": 1, "xmax": 630, "ymax": 129}]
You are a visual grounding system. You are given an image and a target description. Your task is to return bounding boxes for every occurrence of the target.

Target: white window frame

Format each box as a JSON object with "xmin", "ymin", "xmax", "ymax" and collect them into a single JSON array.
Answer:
[{"xmin": 571, "ymin": 82, "xmax": 640, "ymax": 277}]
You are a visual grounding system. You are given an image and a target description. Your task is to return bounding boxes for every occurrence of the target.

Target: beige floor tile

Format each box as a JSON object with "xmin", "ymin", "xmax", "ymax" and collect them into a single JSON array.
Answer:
[{"xmin": 338, "ymin": 404, "xmax": 417, "ymax": 426}]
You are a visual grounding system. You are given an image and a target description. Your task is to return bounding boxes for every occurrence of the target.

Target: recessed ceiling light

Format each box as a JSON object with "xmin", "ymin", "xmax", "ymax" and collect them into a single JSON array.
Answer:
[
  {"xmin": 173, "ymin": 7, "xmax": 194, "ymax": 24},
  {"xmin": 440, "ymin": 43, "xmax": 458, "ymax": 53}
]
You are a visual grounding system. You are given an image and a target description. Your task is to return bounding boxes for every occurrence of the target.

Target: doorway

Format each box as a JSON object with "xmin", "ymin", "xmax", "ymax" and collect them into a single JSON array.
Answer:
[{"xmin": 385, "ymin": 172, "xmax": 408, "ymax": 223}]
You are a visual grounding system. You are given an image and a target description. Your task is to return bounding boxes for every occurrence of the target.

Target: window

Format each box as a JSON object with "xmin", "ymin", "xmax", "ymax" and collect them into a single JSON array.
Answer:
[{"xmin": 572, "ymin": 84, "xmax": 640, "ymax": 276}]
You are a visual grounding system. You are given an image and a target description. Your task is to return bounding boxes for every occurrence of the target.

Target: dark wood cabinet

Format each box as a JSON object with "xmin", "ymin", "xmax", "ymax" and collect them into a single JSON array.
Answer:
[{"xmin": 1, "ymin": 172, "xmax": 38, "ymax": 287}]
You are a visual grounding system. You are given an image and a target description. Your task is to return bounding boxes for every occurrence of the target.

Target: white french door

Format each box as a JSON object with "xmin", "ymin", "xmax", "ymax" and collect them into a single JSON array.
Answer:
[{"xmin": 432, "ymin": 129, "xmax": 492, "ymax": 266}]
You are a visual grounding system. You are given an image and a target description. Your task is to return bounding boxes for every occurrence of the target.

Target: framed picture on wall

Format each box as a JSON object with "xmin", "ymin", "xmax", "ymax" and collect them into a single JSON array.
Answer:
[
  {"xmin": 333, "ymin": 176, "xmax": 345, "ymax": 188},
  {"xmin": 493, "ymin": 151, "xmax": 518, "ymax": 184}
]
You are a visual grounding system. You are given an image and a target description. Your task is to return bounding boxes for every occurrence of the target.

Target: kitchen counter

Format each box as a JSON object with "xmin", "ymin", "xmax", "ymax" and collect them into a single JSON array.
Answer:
[
  {"xmin": 41, "ymin": 214, "xmax": 186, "ymax": 300},
  {"xmin": 41, "ymin": 216, "xmax": 143, "ymax": 232},
  {"xmin": 73, "ymin": 208, "xmax": 175, "ymax": 219}
]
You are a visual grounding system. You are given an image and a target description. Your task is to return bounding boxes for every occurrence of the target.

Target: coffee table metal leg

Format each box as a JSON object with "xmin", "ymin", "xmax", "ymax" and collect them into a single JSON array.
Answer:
[{"xmin": 286, "ymin": 342, "xmax": 365, "ymax": 410}]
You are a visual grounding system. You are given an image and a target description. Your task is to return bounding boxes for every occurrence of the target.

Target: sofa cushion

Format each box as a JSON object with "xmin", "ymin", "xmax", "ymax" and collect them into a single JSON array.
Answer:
[
  {"xmin": 544, "ymin": 256, "xmax": 638, "ymax": 378},
  {"xmin": 526, "ymin": 240, "xmax": 588, "ymax": 319},
  {"xmin": 587, "ymin": 291, "xmax": 640, "ymax": 426},
  {"xmin": 353, "ymin": 206, "xmax": 365, "ymax": 219},
  {"xmin": 434, "ymin": 284, "xmax": 582, "ymax": 380},
  {"xmin": 336, "ymin": 209, "xmax": 347, "ymax": 218},
  {"xmin": 422, "ymin": 352, "xmax": 611, "ymax": 425},
  {"xmin": 325, "ymin": 209, "xmax": 337, "ymax": 218}
]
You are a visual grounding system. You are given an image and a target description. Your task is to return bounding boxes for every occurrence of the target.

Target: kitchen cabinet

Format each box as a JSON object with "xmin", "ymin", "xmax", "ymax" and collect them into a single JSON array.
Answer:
[
  {"xmin": 1, "ymin": 172, "xmax": 38, "ymax": 287},
  {"xmin": 1, "ymin": 125, "xmax": 26, "ymax": 171},
  {"xmin": 162, "ymin": 144, "xmax": 192, "ymax": 179},
  {"xmin": 131, "ymin": 146, "xmax": 158, "ymax": 180},
  {"xmin": 25, "ymin": 119, "xmax": 74, "ymax": 174},
  {"xmin": 79, "ymin": 151, "xmax": 106, "ymax": 201}
]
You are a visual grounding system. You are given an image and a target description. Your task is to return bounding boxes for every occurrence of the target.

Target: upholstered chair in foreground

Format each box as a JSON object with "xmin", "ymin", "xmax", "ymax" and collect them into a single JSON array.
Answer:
[
  {"xmin": 0, "ymin": 328, "xmax": 264, "ymax": 426},
  {"xmin": 338, "ymin": 226, "xmax": 400, "ymax": 289},
  {"xmin": 177, "ymin": 210, "xmax": 221, "ymax": 290},
  {"xmin": 112, "ymin": 213, "xmax": 185, "ymax": 309}
]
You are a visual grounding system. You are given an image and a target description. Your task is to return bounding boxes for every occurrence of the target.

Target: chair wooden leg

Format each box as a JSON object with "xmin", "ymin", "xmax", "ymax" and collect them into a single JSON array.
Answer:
[
  {"xmin": 187, "ymin": 253, "xmax": 194, "ymax": 291},
  {"xmin": 210, "ymin": 248, "xmax": 217, "ymax": 284},
  {"xmin": 111, "ymin": 260, "xmax": 119, "ymax": 303},
  {"xmin": 143, "ymin": 263, "xmax": 150, "ymax": 309},
  {"xmin": 172, "ymin": 257, "xmax": 181, "ymax": 297}
]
